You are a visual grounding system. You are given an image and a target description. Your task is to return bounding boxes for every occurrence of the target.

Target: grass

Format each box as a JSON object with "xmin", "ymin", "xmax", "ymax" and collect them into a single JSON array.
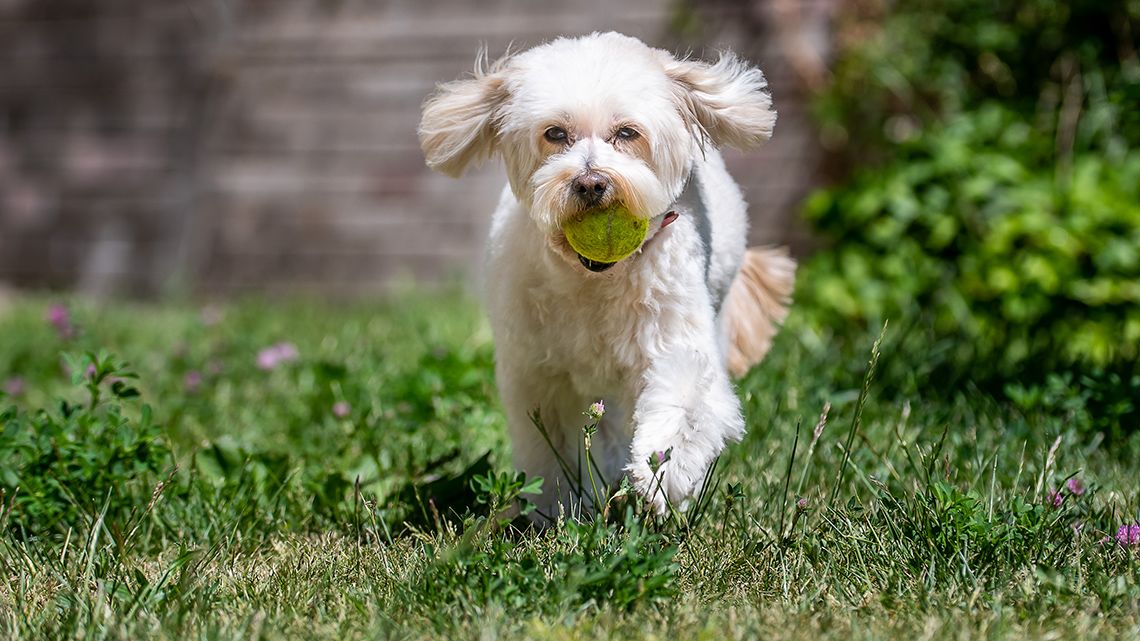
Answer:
[{"xmin": 0, "ymin": 290, "xmax": 1138, "ymax": 640}]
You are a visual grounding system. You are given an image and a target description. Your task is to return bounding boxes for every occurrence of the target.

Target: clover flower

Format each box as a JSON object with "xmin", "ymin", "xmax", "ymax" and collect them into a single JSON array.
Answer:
[
  {"xmin": 587, "ymin": 400, "xmax": 605, "ymax": 420},
  {"xmin": 1115, "ymin": 524, "xmax": 1140, "ymax": 547},
  {"xmin": 333, "ymin": 401, "xmax": 351, "ymax": 418},
  {"xmin": 184, "ymin": 371, "xmax": 203, "ymax": 393},
  {"xmin": 1066, "ymin": 477, "xmax": 1085, "ymax": 496},
  {"xmin": 257, "ymin": 342, "xmax": 300, "ymax": 370},
  {"xmin": 46, "ymin": 304, "xmax": 75, "ymax": 339},
  {"xmin": 648, "ymin": 448, "xmax": 672, "ymax": 473},
  {"xmin": 1046, "ymin": 489, "xmax": 1064, "ymax": 508}
]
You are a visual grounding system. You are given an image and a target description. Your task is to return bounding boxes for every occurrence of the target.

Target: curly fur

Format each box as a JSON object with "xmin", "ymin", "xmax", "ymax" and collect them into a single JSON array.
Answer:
[{"xmin": 418, "ymin": 32, "xmax": 795, "ymax": 518}]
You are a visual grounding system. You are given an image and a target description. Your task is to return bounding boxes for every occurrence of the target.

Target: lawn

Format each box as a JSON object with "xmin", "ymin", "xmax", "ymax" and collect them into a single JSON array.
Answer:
[{"xmin": 1, "ymin": 291, "xmax": 1137, "ymax": 640}]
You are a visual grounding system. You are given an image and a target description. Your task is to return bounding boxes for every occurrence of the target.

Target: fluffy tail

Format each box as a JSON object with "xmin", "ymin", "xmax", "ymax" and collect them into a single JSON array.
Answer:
[{"xmin": 723, "ymin": 247, "xmax": 796, "ymax": 378}]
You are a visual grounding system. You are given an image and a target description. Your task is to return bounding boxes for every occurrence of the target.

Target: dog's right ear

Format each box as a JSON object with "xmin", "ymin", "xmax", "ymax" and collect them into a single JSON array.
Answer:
[{"xmin": 418, "ymin": 55, "xmax": 509, "ymax": 177}]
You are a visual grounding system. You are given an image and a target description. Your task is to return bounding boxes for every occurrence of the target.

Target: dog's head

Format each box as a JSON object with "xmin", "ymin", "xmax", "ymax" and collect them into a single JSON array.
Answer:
[{"xmin": 418, "ymin": 32, "xmax": 775, "ymax": 271}]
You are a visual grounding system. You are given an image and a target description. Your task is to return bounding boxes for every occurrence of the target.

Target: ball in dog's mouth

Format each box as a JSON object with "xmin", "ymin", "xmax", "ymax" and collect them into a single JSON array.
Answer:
[
  {"xmin": 578, "ymin": 254, "xmax": 616, "ymax": 272},
  {"xmin": 563, "ymin": 204, "xmax": 647, "ymax": 273}
]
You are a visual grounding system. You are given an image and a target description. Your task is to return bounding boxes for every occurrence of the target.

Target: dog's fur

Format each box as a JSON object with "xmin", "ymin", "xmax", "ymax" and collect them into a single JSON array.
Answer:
[{"xmin": 419, "ymin": 32, "xmax": 795, "ymax": 517}]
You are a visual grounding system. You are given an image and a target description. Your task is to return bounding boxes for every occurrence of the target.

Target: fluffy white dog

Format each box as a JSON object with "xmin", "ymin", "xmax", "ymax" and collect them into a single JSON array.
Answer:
[{"xmin": 419, "ymin": 32, "xmax": 795, "ymax": 518}]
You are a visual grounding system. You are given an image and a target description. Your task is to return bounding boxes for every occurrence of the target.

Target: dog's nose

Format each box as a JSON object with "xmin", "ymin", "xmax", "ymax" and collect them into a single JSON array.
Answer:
[{"xmin": 571, "ymin": 171, "xmax": 610, "ymax": 205}]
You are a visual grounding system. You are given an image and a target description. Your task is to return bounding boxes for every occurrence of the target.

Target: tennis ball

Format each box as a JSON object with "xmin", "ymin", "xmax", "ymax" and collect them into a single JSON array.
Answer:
[{"xmin": 562, "ymin": 204, "xmax": 648, "ymax": 264}]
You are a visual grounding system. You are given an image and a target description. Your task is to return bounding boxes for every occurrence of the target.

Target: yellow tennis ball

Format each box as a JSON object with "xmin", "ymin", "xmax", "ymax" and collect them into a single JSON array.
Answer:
[{"xmin": 562, "ymin": 204, "xmax": 648, "ymax": 264}]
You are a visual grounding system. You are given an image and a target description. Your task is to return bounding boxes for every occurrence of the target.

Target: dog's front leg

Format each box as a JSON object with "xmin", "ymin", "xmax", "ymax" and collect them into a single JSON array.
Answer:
[{"xmin": 626, "ymin": 317, "xmax": 745, "ymax": 514}]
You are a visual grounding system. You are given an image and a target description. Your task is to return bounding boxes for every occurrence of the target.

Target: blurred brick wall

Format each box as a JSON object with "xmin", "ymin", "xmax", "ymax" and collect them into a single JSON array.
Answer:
[{"xmin": 0, "ymin": 0, "xmax": 834, "ymax": 297}]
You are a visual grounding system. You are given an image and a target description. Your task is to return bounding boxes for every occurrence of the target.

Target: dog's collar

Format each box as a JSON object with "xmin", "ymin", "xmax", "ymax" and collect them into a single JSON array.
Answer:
[{"xmin": 646, "ymin": 173, "xmax": 693, "ymax": 235}]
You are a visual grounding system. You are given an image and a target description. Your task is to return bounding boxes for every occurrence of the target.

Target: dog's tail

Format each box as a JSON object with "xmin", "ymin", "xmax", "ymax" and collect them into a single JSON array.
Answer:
[{"xmin": 723, "ymin": 246, "xmax": 796, "ymax": 378}]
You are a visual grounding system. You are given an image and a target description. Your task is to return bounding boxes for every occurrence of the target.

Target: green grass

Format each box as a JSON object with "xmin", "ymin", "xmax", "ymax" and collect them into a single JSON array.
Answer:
[{"xmin": 1, "ymin": 291, "xmax": 1138, "ymax": 640}]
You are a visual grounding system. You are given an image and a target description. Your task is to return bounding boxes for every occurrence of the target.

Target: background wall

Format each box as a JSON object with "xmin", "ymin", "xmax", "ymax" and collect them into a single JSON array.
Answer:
[{"xmin": 0, "ymin": 0, "xmax": 836, "ymax": 297}]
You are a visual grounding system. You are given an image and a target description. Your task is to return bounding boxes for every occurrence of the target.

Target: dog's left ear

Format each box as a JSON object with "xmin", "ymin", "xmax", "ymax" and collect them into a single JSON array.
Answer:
[
  {"xmin": 419, "ymin": 55, "xmax": 509, "ymax": 177},
  {"xmin": 663, "ymin": 52, "xmax": 776, "ymax": 150}
]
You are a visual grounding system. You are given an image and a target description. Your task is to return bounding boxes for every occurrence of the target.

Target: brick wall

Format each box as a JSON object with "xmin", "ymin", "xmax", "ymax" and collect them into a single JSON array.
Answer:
[{"xmin": 0, "ymin": 0, "xmax": 835, "ymax": 297}]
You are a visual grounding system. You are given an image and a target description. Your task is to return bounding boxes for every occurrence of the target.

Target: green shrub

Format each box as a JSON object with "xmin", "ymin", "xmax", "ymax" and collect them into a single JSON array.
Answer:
[
  {"xmin": 799, "ymin": 0, "xmax": 1140, "ymax": 393},
  {"xmin": 800, "ymin": 106, "xmax": 1140, "ymax": 381},
  {"xmin": 816, "ymin": 0, "xmax": 1140, "ymax": 161},
  {"xmin": 0, "ymin": 352, "xmax": 173, "ymax": 535}
]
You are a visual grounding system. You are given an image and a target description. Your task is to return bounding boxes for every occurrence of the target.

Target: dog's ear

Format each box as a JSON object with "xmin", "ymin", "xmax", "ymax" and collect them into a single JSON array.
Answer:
[
  {"xmin": 663, "ymin": 52, "xmax": 776, "ymax": 150},
  {"xmin": 419, "ymin": 54, "xmax": 509, "ymax": 177}
]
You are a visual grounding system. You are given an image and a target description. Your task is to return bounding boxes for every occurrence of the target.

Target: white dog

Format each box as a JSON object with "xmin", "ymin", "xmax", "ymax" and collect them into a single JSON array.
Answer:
[{"xmin": 419, "ymin": 32, "xmax": 795, "ymax": 517}]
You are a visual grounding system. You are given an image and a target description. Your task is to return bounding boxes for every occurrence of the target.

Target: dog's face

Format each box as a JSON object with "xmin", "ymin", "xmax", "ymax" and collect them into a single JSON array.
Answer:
[{"xmin": 419, "ymin": 32, "xmax": 775, "ymax": 271}]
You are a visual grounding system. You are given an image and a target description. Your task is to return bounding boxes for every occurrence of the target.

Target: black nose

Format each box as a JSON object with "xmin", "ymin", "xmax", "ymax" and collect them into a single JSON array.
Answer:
[{"xmin": 571, "ymin": 171, "xmax": 610, "ymax": 205}]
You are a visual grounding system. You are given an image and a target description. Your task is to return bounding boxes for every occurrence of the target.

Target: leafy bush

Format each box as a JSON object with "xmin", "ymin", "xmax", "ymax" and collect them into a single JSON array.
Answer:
[
  {"xmin": 815, "ymin": 0, "xmax": 1140, "ymax": 160},
  {"xmin": 800, "ymin": 106, "xmax": 1140, "ymax": 380},
  {"xmin": 798, "ymin": 0, "xmax": 1140, "ymax": 391},
  {"xmin": 0, "ymin": 352, "xmax": 172, "ymax": 535}
]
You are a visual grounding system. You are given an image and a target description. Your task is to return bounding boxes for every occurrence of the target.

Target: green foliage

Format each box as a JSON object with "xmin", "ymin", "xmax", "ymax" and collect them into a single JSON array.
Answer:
[
  {"xmin": 413, "ymin": 515, "xmax": 677, "ymax": 624},
  {"xmin": 800, "ymin": 107, "xmax": 1140, "ymax": 380},
  {"xmin": 801, "ymin": 0, "xmax": 1140, "ymax": 391},
  {"xmin": 470, "ymin": 468, "xmax": 543, "ymax": 520},
  {"xmin": 1, "ymin": 296, "xmax": 1139, "ymax": 640},
  {"xmin": 0, "ymin": 352, "xmax": 171, "ymax": 535},
  {"xmin": 816, "ymin": 0, "xmax": 1140, "ymax": 158}
]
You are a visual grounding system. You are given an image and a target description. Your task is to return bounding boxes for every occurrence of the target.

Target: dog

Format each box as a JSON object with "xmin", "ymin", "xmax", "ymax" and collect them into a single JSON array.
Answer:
[{"xmin": 418, "ymin": 32, "xmax": 795, "ymax": 518}]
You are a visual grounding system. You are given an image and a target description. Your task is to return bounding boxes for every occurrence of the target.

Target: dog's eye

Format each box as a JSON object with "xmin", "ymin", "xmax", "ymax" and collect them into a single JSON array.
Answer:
[
  {"xmin": 616, "ymin": 127, "xmax": 639, "ymax": 140},
  {"xmin": 544, "ymin": 127, "xmax": 568, "ymax": 143}
]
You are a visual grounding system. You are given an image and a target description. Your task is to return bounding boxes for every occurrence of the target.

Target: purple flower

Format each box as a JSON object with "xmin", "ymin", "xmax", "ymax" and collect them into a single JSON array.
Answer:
[
  {"xmin": 85, "ymin": 363, "xmax": 98, "ymax": 380},
  {"xmin": 587, "ymin": 400, "xmax": 605, "ymax": 420},
  {"xmin": 4, "ymin": 377, "xmax": 24, "ymax": 397},
  {"xmin": 46, "ymin": 304, "xmax": 75, "ymax": 339},
  {"xmin": 796, "ymin": 497, "xmax": 808, "ymax": 510},
  {"xmin": 1046, "ymin": 489, "xmax": 1064, "ymax": 508},
  {"xmin": 276, "ymin": 343, "xmax": 299, "ymax": 361},
  {"xmin": 184, "ymin": 371, "xmax": 203, "ymax": 393},
  {"xmin": 1066, "ymin": 477, "xmax": 1085, "ymax": 496},
  {"xmin": 257, "ymin": 342, "xmax": 300, "ymax": 370},
  {"xmin": 333, "ymin": 401, "xmax": 351, "ymax": 418},
  {"xmin": 647, "ymin": 448, "xmax": 672, "ymax": 473},
  {"xmin": 1115, "ymin": 524, "xmax": 1140, "ymax": 547}
]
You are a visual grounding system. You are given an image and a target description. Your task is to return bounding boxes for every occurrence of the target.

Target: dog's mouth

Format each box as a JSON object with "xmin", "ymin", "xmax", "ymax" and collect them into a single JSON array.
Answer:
[{"xmin": 578, "ymin": 254, "xmax": 617, "ymax": 273}]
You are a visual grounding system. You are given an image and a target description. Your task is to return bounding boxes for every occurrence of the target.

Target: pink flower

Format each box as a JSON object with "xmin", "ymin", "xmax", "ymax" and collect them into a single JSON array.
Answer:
[
  {"xmin": 333, "ymin": 401, "xmax": 351, "ymax": 418},
  {"xmin": 184, "ymin": 371, "xmax": 203, "ymax": 393},
  {"xmin": 46, "ymin": 304, "xmax": 75, "ymax": 339},
  {"xmin": 587, "ymin": 400, "xmax": 605, "ymax": 420},
  {"xmin": 1066, "ymin": 477, "xmax": 1085, "ymax": 496},
  {"xmin": 257, "ymin": 342, "xmax": 300, "ymax": 370},
  {"xmin": 796, "ymin": 497, "xmax": 808, "ymax": 510},
  {"xmin": 276, "ymin": 343, "xmax": 299, "ymax": 361},
  {"xmin": 648, "ymin": 448, "xmax": 672, "ymax": 473},
  {"xmin": 1046, "ymin": 489, "xmax": 1064, "ymax": 508},
  {"xmin": 1115, "ymin": 524, "xmax": 1140, "ymax": 547},
  {"xmin": 256, "ymin": 350, "xmax": 277, "ymax": 370},
  {"xmin": 4, "ymin": 377, "xmax": 24, "ymax": 397}
]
